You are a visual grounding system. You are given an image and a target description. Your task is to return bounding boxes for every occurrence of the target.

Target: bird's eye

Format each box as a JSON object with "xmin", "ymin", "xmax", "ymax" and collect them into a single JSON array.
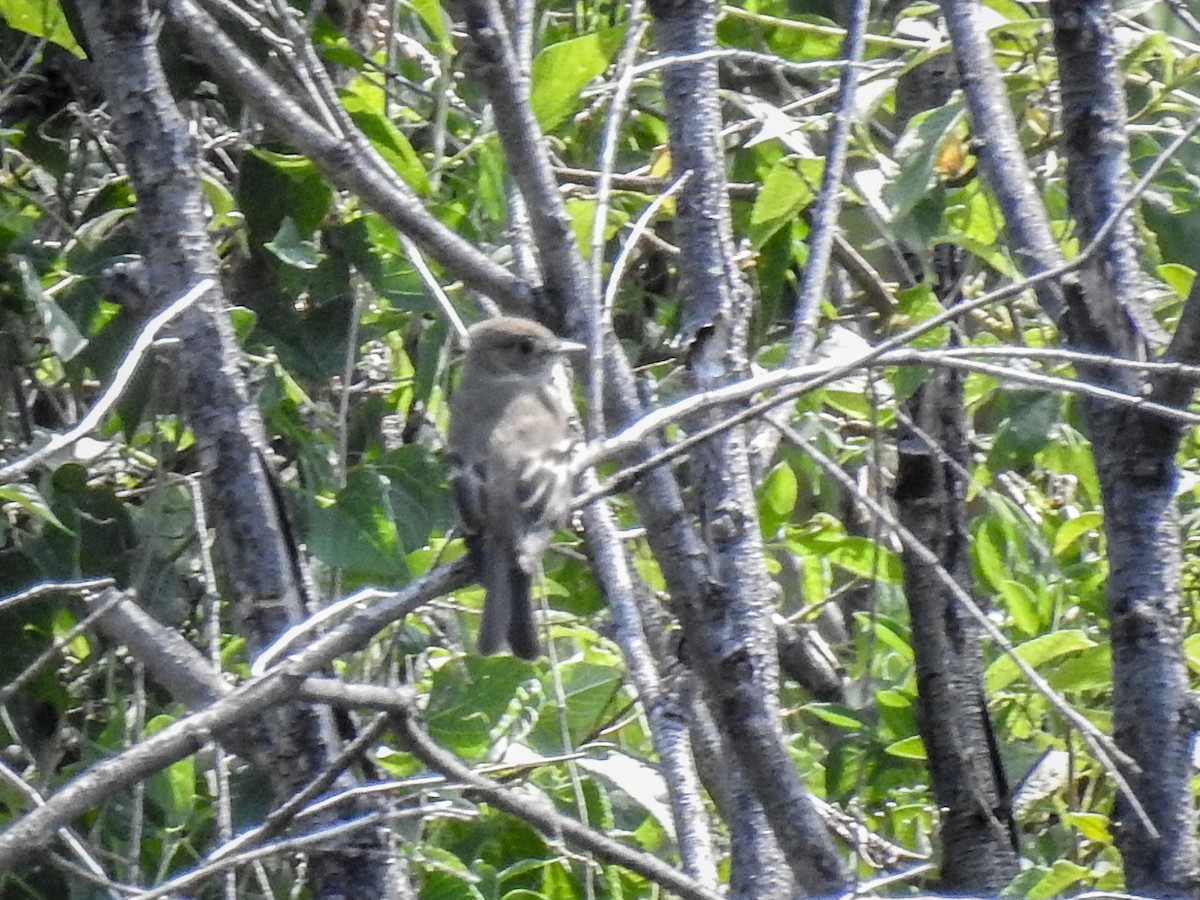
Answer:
[{"xmin": 518, "ymin": 338, "xmax": 534, "ymax": 355}]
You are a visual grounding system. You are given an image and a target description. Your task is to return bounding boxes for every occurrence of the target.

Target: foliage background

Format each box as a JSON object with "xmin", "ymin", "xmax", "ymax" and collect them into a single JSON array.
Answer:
[{"xmin": 1, "ymin": 0, "xmax": 1199, "ymax": 897}]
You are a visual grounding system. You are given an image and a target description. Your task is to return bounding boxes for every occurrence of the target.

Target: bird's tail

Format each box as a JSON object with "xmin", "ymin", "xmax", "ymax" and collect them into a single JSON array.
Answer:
[{"xmin": 478, "ymin": 538, "xmax": 538, "ymax": 659}]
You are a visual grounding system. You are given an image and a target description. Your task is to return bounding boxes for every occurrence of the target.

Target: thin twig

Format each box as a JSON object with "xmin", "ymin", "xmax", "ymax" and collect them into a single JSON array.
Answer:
[
  {"xmin": 0, "ymin": 279, "xmax": 214, "ymax": 482},
  {"xmin": 400, "ymin": 235, "xmax": 468, "ymax": 342},
  {"xmin": 0, "ymin": 579, "xmax": 115, "ymax": 615},
  {"xmin": 0, "ymin": 761, "xmax": 123, "ymax": 900}
]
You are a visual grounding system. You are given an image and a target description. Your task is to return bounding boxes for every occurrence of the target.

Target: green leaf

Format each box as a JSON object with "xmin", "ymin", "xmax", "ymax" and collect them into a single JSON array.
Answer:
[
  {"xmin": 749, "ymin": 160, "xmax": 815, "ymax": 246},
  {"xmin": 865, "ymin": 616, "xmax": 914, "ymax": 663},
  {"xmin": 417, "ymin": 868, "xmax": 486, "ymax": 900},
  {"xmin": 1183, "ymin": 633, "xmax": 1200, "ymax": 675},
  {"xmin": 985, "ymin": 630, "xmax": 1097, "ymax": 693},
  {"xmin": 242, "ymin": 150, "xmax": 333, "ymax": 238},
  {"xmin": 409, "ymin": 0, "xmax": 450, "ymax": 48},
  {"xmin": 1062, "ymin": 811, "xmax": 1111, "ymax": 842},
  {"xmin": 884, "ymin": 735, "xmax": 927, "ymax": 761},
  {"xmin": 425, "ymin": 656, "xmax": 532, "ymax": 757},
  {"xmin": 1158, "ymin": 263, "xmax": 1195, "ymax": 299},
  {"xmin": 144, "ymin": 714, "xmax": 195, "ymax": 825},
  {"xmin": 0, "ymin": 0, "xmax": 84, "ymax": 57},
  {"xmin": 530, "ymin": 27, "xmax": 624, "ymax": 131},
  {"xmin": 941, "ymin": 182, "xmax": 1015, "ymax": 277},
  {"xmin": 374, "ymin": 446, "xmax": 456, "ymax": 554},
  {"xmin": 305, "ymin": 470, "xmax": 411, "ymax": 581},
  {"xmin": 1051, "ymin": 511, "xmax": 1103, "ymax": 559},
  {"xmin": 875, "ymin": 689, "xmax": 912, "ymax": 710},
  {"xmin": 200, "ymin": 173, "xmax": 241, "ymax": 233},
  {"xmin": 760, "ymin": 461, "xmax": 798, "ymax": 517},
  {"xmin": 1026, "ymin": 859, "xmax": 1090, "ymax": 900},
  {"xmin": 788, "ymin": 518, "xmax": 903, "ymax": 584},
  {"xmin": 19, "ymin": 257, "xmax": 86, "ymax": 361},
  {"xmin": 1046, "ymin": 642, "xmax": 1111, "ymax": 693},
  {"xmin": 340, "ymin": 77, "xmax": 431, "ymax": 195},
  {"xmin": 892, "ymin": 284, "xmax": 948, "ymax": 350},
  {"xmin": 0, "ymin": 484, "xmax": 67, "ymax": 531},
  {"xmin": 264, "ymin": 217, "xmax": 324, "ymax": 270},
  {"xmin": 227, "ymin": 306, "xmax": 259, "ymax": 342},
  {"xmin": 998, "ymin": 579, "xmax": 1042, "ymax": 637},
  {"xmin": 988, "ymin": 392, "xmax": 1062, "ymax": 470},
  {"xmin": 886, "ymin": 102, "xmax": 963, "ymax": 222},
  {"xmin": 806, "ymin": 703, "xmax": 861, "ymax": 730},
  {"xmin": 534, "ymin": 661, "xmax": 623, "ymax": 744},
  {"xmin": 756, "ymin": 13, "xmax": 844, "ymax": 61}
]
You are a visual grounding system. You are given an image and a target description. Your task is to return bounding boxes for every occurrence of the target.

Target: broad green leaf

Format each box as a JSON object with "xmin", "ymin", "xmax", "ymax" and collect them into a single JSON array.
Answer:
[
  {"xmin": 1052, "ymin": 511, "xmax": 1103, "ymax": 559},
  {"xmin": 265, "ymin": 218, "xmax": 324, "ymax": 270},
  {"xmin": 892, "ymin": 284, "xmax": 948, "ymax": 350},
  {"xmin": 756, "ymin": 13, "xmax": 844, "ymax": 61},
  {"xmin": 227, "ymin": 306, "xmax": 259, "ymax": 342},
  {"xmin": 998, "ymin": 579, "xmax": 1041, "ymax": 637},
  {"xmin": 144, "ymin": 714, "xmax": 195, "ymax": 825},
  {"xmin": 425, "ymin": 656, "xmax": 533, "ymax": 756},
  {"xmin": 530, "ymin": 27, "xmax": 623, "ymax": 131},
  {"xmin": 576, "ymin": 750, "xmax": 674, "ymax": 835},
  {"xmin": 242, "ymin": 150, "xmax": 333, "ymax": 237},
  {"xmin": 418, "ymin": 868, "xmax": 486, "ymax": 900},
  {"xmin": 533, "ymin": 661, "xmax": 623, "ymax": 744},
  {"xmin": 750, "ymin": 160, "xmax": 815, "ymax": 247},
  {"xmin": 866, "ymin": 617, "xmax": 914, "ymax": 663},
  {"xmin": 982, "ymin": 0, "xmax": 1037, "ymax": 19},
  {"xmin": 0, "ymin": 483, "xmax": 67, "ymax": 531},
  {"xmin": 305, "ymin": 470, "xmax": 410, "ymax": 580},
  {"xmin": 1158, "ymin": 263, "xmax": 1195, "ymax": 299},
  {"xmin": 788, "ymin": 515, "xmax": 903, "ymax": 583},
  {"xmin": 1183, "ymin": 633, "xmax": 1200, "ymax": 674},
  {"xmin": 1063, "ymin": 811, "xmax": 1111, "ymax": 842},
  {"xmin": 0, "ymin": 0, "xmax": 84, "ymax": 56},
  {"xmin": 875, "ymin": 689, "xmax": 912, "ymax": 710},
  {"xmin": 760, "ymin": 461, "xmax": 798, "ymax": 517},
  {"xmin": 1026, "ymin": 859, "xmax": 1089, "ymax": 900},
  {"xmin": 985, "ymin": 630, "xmax": 1096, "ymax": 693},
  {"xmin": 886, "ymin": 102, "xmax": 964, "ymax": 222},
  {"xmin": 1046, "ymin": 642, "xmax": 1111, "ymax": 693},
  {"xmin": 989, "ymin": 392, "xmax": 1062, "ymax": 470},
  {"xmin": 418, "ymin": 846, "xmax": 476, "ymax": 880},
  {"xmin": 200, "ymin": 173, "xmax": 241, "ymax": 233},
  {"xmin": 410, "ymin": 0, "xmax": 450, "ymax": 48},
  {"xmin": 884, "ymin": 735, "xmax": 927, "ymax": 761},
  {"xmin": 567, "ymin": 196, "xmax": 627, "ymax": 258},
  {"xmin": 20, "ymin": 258, "xmax": 86, "ymax": 361},
  {"xmin": 340, "ymin": 77, "xmax": 431, "ymax": 195},
  {"xmin": 374, "ymin": 446, "xmax": 455, "ymax": 554},
  {"xmin": 941, "ymin": 181, "xmax": 1015, "ymax": 276}
]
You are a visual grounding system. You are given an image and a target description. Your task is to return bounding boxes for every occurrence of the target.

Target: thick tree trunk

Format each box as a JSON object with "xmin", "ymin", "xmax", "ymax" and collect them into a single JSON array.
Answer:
[
  {"xmin": 1051, "ymin": 0, "xmax": 1199, "ymax": 891},
  {"xmin": 73, "ymin": 2, "xmax": 403, "ymax": 896},
  {"xmin": 896, "ymin": 368, "xmax": 1019, "ymax": 890}
]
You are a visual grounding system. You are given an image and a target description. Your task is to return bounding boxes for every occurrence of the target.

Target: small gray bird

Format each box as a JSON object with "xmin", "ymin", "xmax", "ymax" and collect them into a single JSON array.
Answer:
[{"xmin": 447, "ymin": 317, "xmax": 583, "ymax": 658}]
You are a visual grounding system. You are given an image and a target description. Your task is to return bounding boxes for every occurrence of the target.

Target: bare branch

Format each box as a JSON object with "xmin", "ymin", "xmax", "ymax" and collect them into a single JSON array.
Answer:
[
  {"xmin": 393, "ymin": 708, "xmax": 726, "ymax": 900},
  {"xmin": 0, "ymin": 279, "xmax": 212, "ymax": 483}
]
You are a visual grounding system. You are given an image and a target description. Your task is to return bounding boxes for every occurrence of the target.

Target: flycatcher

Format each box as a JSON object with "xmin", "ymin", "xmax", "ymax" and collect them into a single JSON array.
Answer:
[{"xmin": 447, "ymin": 317, "xmax": 583, "ymax": 658}]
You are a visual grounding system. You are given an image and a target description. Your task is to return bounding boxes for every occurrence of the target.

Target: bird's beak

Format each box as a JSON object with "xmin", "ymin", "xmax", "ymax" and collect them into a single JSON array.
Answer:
[{"xmin": 556, "ymin": 339, "xmax": 588, "ymax": 355}]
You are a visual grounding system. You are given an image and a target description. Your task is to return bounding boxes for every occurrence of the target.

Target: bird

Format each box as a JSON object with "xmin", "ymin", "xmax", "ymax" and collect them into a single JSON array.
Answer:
[{"xmin": 447, "ymin": 317, "xmax": 583, "ymax": 658}]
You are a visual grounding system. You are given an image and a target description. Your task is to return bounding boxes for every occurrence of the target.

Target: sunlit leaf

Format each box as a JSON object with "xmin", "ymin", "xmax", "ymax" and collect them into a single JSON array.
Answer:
[
  {"xmin": 884, "ymin": 736, "xmax": 927, "ymax": 761},
  {"xmin": 0, "ymin": 0, "xmax": 83, "ymax": 56},
  {"xmin": 530, "ymin": 27, "xmax": 624, "ymax": 131},
  {"xmin": 985, "ymin": 630, "xmax": 1097, "ymax": 693}
]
